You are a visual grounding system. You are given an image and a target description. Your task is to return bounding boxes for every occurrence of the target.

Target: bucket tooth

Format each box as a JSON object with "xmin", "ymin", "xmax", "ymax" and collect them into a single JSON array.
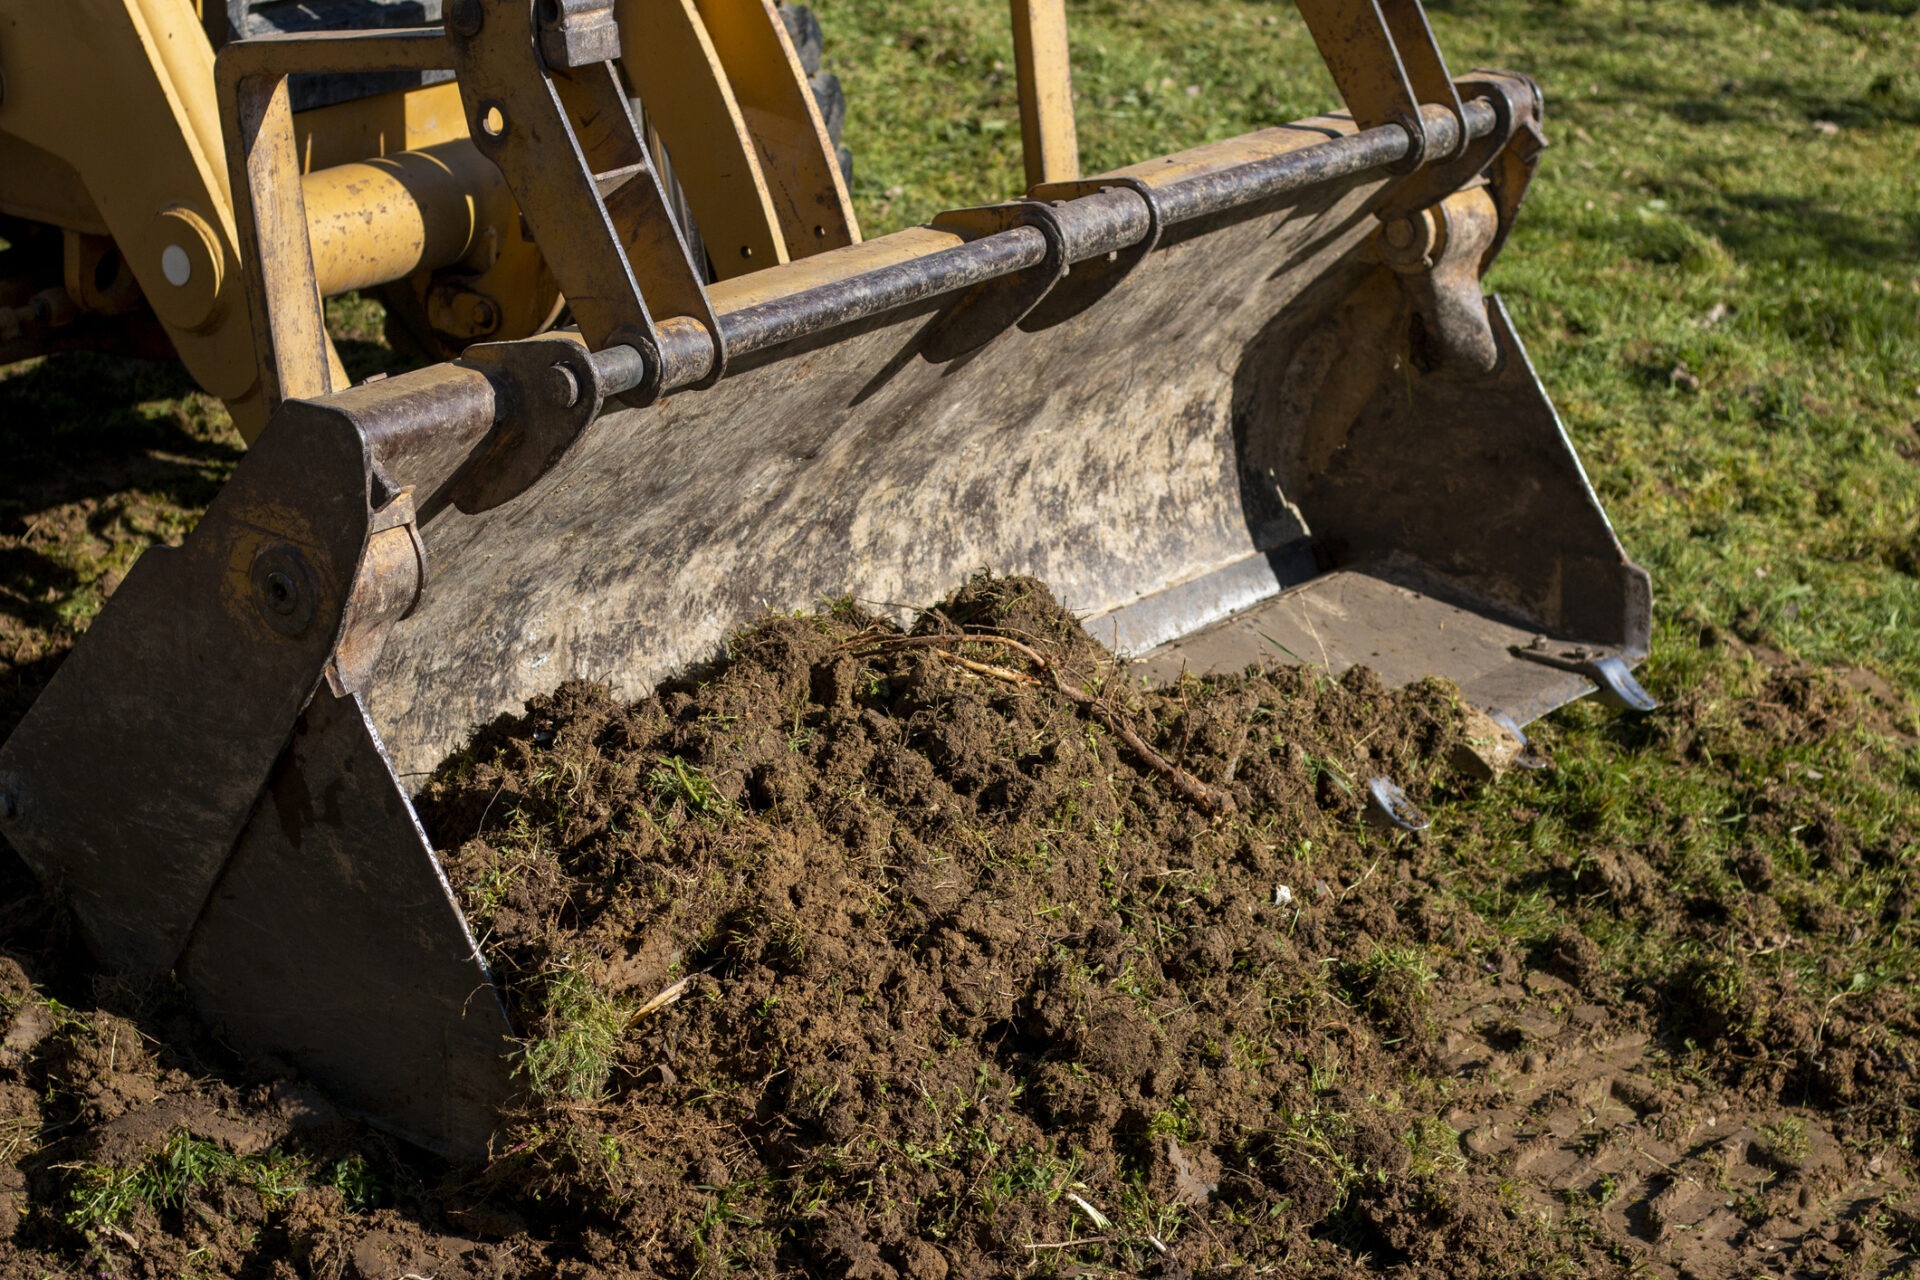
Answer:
[
  {"xmin": 1511, "ymin": 646, "xmax": 1661, "ymax": 714},
  {"xmin": 1365, "ymin": 777, "xmax": 1432, "ymax": 833}
]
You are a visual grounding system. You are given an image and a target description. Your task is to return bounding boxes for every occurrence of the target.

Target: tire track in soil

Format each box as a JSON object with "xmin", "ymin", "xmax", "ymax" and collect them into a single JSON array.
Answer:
[{"xmin": 1433, "ymin": 973, "xmax": 1913, "ymax": 1278}]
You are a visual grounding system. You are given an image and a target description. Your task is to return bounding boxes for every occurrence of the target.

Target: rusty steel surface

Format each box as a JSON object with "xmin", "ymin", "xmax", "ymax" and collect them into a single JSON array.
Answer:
[{"xmin": 0, "ymin": 398, "xmax": 380, "ymax": 973}]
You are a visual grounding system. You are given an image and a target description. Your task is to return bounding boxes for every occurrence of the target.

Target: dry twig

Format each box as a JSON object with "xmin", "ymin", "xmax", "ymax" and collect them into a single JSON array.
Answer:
[
  {"xmin": 844, "ymin": 632, "xmax": 1235, "ymax": 815},
  {"xmin": 624, "ymin": 977, "xmax": 690, "ymax": 1028}
]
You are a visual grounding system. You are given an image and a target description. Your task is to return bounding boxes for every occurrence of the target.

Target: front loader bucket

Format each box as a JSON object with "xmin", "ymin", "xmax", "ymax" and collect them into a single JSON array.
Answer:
[{"xmin": 0, "ymin": 67, "xmax": 1647, "ymax": 1154}]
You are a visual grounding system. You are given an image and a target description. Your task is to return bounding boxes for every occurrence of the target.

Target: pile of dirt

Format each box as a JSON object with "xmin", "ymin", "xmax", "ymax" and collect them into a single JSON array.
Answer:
[
  {"xmin": 0, "ymin": 577, "xmax": 1915, "ymax": 1279},
  {"xmin": 414, "ymin": 574, "xmax": 1577, "ymax": 1278}
]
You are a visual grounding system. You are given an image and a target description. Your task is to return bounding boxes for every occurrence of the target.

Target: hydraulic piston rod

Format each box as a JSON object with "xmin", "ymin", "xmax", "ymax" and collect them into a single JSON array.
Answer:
[{"xmin": 302, "ymin": 138, "xmax": 512, "ymax": 298}]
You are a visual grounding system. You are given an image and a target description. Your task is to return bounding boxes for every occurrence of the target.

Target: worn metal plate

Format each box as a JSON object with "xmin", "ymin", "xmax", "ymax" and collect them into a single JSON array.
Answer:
[
  {"xmin": 365, "ymin": 162, "xmax": 1643, "ymax": 780},
  {"xmin": 0, "ymin": 404, "xmax": 373, "ymax": 974},
  {"xmin": 1101, "ymin": 297, "xmax": 1648, "ymax": 722},
  {"xmin": 1123, "ymin": 567, "xmax": 1600, "ymax": 724},
  {"xmin": 180, "ymin": 688, "xmax": 515, "ymax": 1159},
  {"xmin": 368, "ymin": 176, "xmax": 1380, "ymax": 778}
]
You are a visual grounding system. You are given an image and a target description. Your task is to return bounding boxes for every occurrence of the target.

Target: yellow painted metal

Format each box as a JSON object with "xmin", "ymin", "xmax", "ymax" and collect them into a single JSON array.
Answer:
[
  {"xmin": 64, "ymin": 232, "xmax": 148, "ymax": 314},
  {"xmin": 0, "ymin": 0, "xmax": 259, "ymax": 409},
  {"xmin": 0, "ymin": 0, "xmax": 848, "ymax": 434},
  {"xmin": 615, "ymin": 0, "xmax": 787, "ymax": 278},
  {"xmin": 1009, "ymin": 0, "xmax": 1079, "ymax": 187},
  {"xmin": 692, "ymin": 0, "xmax": 858, "ymax": 257},
  {"xmin": 0, "ymin": 134, "xmax": 110, "ymax": 234},
  {"xmin": 228, "ymin": 70, "xmax": 340, "ymax": 414},
  {"xmin": 302, "ymin": 142, "xmax": 490, "ymax": 298},
  {"xmin": 293, "ymin": 81, "xmax": 472, "ymax": 172},
  {"xmin": 708, "ymin": 225, "xmax": 965, "ymax": 313},
  {"xmin": 0, "ymin": 5, "xmax": 541, "ymax": 438},
  {"xmin": 293, "ymin": 83, "xmax": 560, "ymax": 353},
  {"xmin": 376, "ymin": 152, "xmax": 565, "ymax": 353}
]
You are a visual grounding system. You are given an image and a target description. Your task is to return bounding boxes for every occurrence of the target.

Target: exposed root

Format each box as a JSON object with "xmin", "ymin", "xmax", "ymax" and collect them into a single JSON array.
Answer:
[{"xmin": 841, "ymin": 631, "xmax": 1236, "ymax": 816}]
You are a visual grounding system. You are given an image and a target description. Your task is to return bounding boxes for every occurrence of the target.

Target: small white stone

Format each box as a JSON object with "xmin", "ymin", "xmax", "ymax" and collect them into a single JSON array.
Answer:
[{"xmin": 1273, "ymin": 884, "xmax": 1294, "ymax": 906}]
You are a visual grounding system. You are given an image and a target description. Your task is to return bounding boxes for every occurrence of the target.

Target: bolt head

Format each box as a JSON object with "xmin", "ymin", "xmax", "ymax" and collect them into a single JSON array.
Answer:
[
  {"xmin": 546, "ymin": 363, "xmax": 581, "ymax": 409},
  {"xmin": 250, "ymin": 545, "xmax": 317, "ymax": 636},
  {"xmin": 447, "ymin": 0, "xmax": 484, "ymax": 36}
]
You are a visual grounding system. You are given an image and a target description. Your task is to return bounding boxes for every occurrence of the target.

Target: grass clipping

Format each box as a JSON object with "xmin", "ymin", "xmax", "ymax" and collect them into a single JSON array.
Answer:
[{"xmin": 420, "ymin": 575, "xmax": 1570, "ymax": 1277}]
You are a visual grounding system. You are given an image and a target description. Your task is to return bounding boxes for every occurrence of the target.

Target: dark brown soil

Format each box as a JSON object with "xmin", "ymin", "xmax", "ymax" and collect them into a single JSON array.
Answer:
[
  {"xmin": 415, "ymin": 575, "xmax": 1562, "ymax": 1278},
  {"xmin": 0, "ymin": 578, "xmax": 1916, "ymax": 1279}
]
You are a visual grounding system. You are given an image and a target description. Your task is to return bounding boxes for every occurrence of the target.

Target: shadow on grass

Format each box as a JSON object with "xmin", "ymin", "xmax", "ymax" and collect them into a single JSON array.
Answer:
[
  {"xmin": 1670, "ymin": 77, "xmax": 1920, "ymax": 131},
  {"xmin": 0, "ymin": 351, "xmax": 241, "ymax": 518},
  {"xmin": 0, "ymin": 546, "xmax": 81, "ymax": 635}
]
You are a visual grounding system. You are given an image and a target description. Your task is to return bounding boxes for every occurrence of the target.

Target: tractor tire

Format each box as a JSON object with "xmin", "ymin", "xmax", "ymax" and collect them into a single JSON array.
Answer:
[
  {"xmin": 217, "ymin": 1, "xmax": 453, "ymax": 112},
  {"xmin": 779, "ymin": 4, "xmax": 854, "ymax": 186}
]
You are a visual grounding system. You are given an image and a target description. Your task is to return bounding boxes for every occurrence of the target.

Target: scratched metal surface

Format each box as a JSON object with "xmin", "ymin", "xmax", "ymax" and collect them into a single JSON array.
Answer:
[
  {"xmin": 365, "ymin": 161, "xmax": 1646, "ymax": 779},
  {"xmin": 366, "ymin": 174, "xmax": 1387, "ymax": 779}
]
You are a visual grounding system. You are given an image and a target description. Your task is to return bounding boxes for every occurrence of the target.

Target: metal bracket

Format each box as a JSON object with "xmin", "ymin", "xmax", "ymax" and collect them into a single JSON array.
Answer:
[
  {"xmin": 450, "ymin": 0, "xmax": 723, "ymax": 398},
  {"xmin": 1295, "ymin": 0, "xmax": 1467, "ymax": 172},
  {"xmin": 219, "ymin": 9, "xmax": 725, "ymax": 416},
  {"xmin": 1511, "ymin": 644, "xmax": 1659, "ymax": 713},
  {"xmin": 537, "ymin": 0, "xmax": 621, "ymax": 69},
  {"xmin": 1376, "ymin": 185, "xmax": 1501, "ymax": 376},
  {"xmin": 1017, "ymin": 176, "xmax": 1164, "ymax": 330},
  {"xmin": 1453, "ymin": 70, "xmax": 1547, "ymax": 269},
  {"xmin": 443, "ymin": 335, "xmax": 644, "ymax": 513},
  {"xmin": 922, "ymin": 200, "xmax": 1069, "ymax": 359}
]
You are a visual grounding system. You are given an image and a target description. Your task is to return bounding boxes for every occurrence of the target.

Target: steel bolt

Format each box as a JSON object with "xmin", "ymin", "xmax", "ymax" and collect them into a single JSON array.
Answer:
[
  {"xmin": 251, "ymin": 545, "xmax": 317, "ymax": 636},
  {"xmin": 265, "ymin": 570, "xmax": 299, "ymax": 615},
  {"xmin": 447, "ymin": 0, "xmax": 484, "ymax": 36}
]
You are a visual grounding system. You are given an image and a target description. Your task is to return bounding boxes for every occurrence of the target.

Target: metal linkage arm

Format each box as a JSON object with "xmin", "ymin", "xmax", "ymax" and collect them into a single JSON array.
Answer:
[
  {"xmin": 1294, "ymin": 0, "xmax": 1467, "ymax": 170},
  {"xmin": 446, "ymin": 0, "xmax": 724, "ymax": 396},
  {"xmin": 218, "ymin": 4, "xmax": 728, "ymax": 417}
]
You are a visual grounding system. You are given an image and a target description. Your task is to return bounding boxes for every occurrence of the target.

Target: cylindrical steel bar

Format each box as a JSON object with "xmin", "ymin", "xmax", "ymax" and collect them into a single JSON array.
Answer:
[
  {"xmin": 1155, "ymin": 100, "xmax": 1491, "ymax": 227},
  {"xmin": 712, "ymin": 99, "xmax": 1498, "ymax": 368},
  {"xmin": 720, "ymin": 227, "xmax": 1051, "ymax": 361},
  {"xmin": 1050, "ymin": 186, "xmax": 1152, "ymax": 264},
  {"xmin": 347, "ymin": 362, "xmax": 500, "ymax": 496}
]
